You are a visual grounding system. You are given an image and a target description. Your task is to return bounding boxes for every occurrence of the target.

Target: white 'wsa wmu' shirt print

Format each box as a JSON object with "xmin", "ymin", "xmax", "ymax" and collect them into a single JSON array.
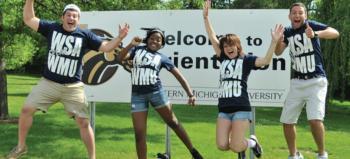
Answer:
[
  {"xmin": 38, "ymin": 20, "xmax": 102, "ymax": 84},
  {"xmin": 129, "ymin": 46, "xmax": 175, "ymax": 94}
]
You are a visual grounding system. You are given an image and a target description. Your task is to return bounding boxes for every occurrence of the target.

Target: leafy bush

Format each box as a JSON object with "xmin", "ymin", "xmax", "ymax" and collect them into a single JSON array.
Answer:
[{"xmin": 3, "ymin": 34, "xmax": 37, "ymax": 70}]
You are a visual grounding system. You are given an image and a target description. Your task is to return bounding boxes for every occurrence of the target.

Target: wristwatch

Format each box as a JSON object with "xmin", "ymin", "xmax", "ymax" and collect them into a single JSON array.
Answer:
[{"xmin": 313, "ymin": 31, "xmax": 318, "ymax": 38}]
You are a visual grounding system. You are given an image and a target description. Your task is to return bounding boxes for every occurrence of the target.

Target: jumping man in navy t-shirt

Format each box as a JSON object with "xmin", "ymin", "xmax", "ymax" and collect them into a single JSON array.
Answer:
[
  {"xmin": 275, "ymin": 2, "xmax": 339, "ymax": 159},
  {"xmin": 7, "ymin": 1, "xmax": 129, "ymax": 159}
]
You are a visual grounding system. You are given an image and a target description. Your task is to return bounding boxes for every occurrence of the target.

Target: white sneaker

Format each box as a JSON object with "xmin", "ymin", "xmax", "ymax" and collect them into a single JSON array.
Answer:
[
  {"xmin": 316, "ymin": 152, "xmax": 328, "ymax": 159},
  {"xmin": 249, "ymin": 135, "xmax": 262, "ymax": 158},
  {"xmin": 288, "ymin": 152, "xmax": 304, "ymax": 159}
]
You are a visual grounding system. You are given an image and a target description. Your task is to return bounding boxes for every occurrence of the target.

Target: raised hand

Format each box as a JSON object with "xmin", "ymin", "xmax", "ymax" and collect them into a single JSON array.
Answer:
[
  {"xmin": 271, "ymin": 24, "xmax": 284, "ymax": 43},
  {"xmin": 131, "ymin": 36, "xmax": 142, "ymax": 46},
  {"xmin": 203, "ymin": 0, "xmax": 211, "ymax": 19},
  {"xmin": 305, "ymin": 21, "xmax": 314, "ymax": 38},
  {"xmin": 188, "ymin": 96, "xmax": 196, "ymax": 106},
  {"xmin": 118, "ymin": 23, "xmax": 130, "ymax": 39}
]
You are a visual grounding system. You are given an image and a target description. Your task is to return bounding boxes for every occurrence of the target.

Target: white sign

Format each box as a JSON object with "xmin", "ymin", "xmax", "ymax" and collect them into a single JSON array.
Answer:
[{"xmin": 81, "ymin": 10, "xmax": 290, "ymax": 107}]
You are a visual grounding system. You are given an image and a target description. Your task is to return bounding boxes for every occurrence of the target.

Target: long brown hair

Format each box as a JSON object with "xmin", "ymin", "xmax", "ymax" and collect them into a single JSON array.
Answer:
[{"xmin": 219, "ymin": 34, "xmax": 244, "ymax": 58}]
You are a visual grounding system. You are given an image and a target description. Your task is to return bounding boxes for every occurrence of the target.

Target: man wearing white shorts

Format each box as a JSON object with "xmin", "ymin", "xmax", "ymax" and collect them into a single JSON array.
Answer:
[
  {"xmin": 281, "ymin": 77, "xmax": 328, "ymax": 124},
  {"xmin": 6, "ymin": 1, "xmax": 129, "ymax": 159},
  {"xmin": 275, "ymin": 2, "xmax": 339, "ymax": 159}
]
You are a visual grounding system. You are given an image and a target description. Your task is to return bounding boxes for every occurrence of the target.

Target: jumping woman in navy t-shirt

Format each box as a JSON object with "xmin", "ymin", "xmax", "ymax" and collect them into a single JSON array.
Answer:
[
  {"xmin": 203, "ymin": 0, "xmax": 284, "ymax": 158},
  {"xmin": 118, "ymin": 28, "xmax": 203, "ymax": 159}
]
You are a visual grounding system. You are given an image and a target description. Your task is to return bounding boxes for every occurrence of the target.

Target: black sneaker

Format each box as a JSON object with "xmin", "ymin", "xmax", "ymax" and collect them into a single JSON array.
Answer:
[
  {"xmin": 250, "ymin": 135, "xmax": 263, "ymax": 158},
  {"xmin": 191, "ymin": 148, "xmax": 203, "ymax": 159},
  {"xmin": 238, "ymin": 151, "xmax": 246, "ymax": 159},
  {"xmin": 157, "ymin": 153, "xmax": 169, "ymax": 159}
]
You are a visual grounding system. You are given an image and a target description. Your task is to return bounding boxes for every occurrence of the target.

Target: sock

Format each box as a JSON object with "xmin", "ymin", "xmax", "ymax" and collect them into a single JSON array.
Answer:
[{"xmin": 247, "ymin": 138, "xmax": 257, "ymax": 148}]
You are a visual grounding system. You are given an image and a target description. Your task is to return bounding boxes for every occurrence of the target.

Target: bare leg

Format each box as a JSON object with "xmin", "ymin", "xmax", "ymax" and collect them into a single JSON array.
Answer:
[
  {"xmin": 17, "ymin": 106, "xmax": 37, "ymax": 149},
  {"xmin": 132, "ymin": 111, "xmax": 148, "ymax": 159},
  {"xmin": 156, "ymin": 105, "xmax": 194, "ymax": 151},
  {"xmin": 283, "ymin": 123, "xmax": 297, "ymax": 156},
  {"xmin": 76, "ymin": 117, "xmax": 95, "ymax": 159},
  {"xmin": 309, "ymin": 120, "xmax": 325, "ymax": 155},
  {"xmin": 216, "ymin": 118, "xmax": 231, "ymax": 151},
  {"xmin": 229, "ymin": 120, "xmax": 250, "ymax": 153}
]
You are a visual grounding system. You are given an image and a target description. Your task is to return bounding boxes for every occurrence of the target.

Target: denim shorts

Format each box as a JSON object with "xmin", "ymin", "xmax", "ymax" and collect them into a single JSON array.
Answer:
[
  {"xmin": 218, "ymin": 111, "xmax": 252, "ymax": 121},
  {"xmin": 131, "ymin": 89, "xmax": 170, "ymax": 112}
]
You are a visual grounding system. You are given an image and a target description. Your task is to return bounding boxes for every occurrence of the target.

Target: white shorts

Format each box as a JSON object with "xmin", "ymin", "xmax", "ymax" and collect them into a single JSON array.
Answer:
[{"xmin": 280, "ymin": 77, "xmax": 328, "ymax": 124}]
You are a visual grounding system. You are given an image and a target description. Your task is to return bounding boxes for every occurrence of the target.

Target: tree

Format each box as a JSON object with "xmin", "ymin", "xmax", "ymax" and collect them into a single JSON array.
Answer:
[
  {"xmin": 317, "ymin": 0, "xmax": 350, "ymax": 101},
  {"xmin": 0, "ymin": 0, "xmax": 41, "ymax": 120},
  {"xmin": 1, "ymin": 1, "xmax": 38, "ymax": 71},
  {"xmin": 0, "ymin": 7, "xmax": 9, "ymax": 120}
]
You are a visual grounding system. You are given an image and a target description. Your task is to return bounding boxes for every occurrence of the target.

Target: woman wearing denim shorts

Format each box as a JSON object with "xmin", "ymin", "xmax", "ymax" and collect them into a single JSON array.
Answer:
[
  {"xmin": 118, "ymin": 27, "xmax": 203, "ymax": 159},
  {"xmin": 203, "ymin": 0, "xmax": 284, "ymax": 158}
]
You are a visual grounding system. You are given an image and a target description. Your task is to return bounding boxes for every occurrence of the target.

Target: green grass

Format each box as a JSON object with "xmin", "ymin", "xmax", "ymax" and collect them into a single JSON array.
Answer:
[{"xmin": 1, "ymin": 73, "xmax": 350, "ymax": 159}]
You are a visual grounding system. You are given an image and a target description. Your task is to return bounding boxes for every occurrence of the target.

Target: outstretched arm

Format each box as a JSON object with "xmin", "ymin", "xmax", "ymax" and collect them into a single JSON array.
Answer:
[
  {"xmin": 23, "ymin": 0, "xmax": 40, "ymax": 31},
  {"xmin": 170, "ymin": 68, "xmax": 195, "ymax": 106},
  {"xmin": 118, "ymin": 36, "xmax": 142, "ymax": 61},
  {"xmin": 305, "ymin": 23, "xmax": 340, "ymax": 39},
  {"xmin": 255, "ymin": 24, "xmax": 284, "ymax": 67},
  {"xmin": 315, "ymin": 27, "xmax": 339, "ymax": 39},
  {"xmin": 203, "ymin": 0, "xmax": 221, "ymax": 57},
  {"xmin": 99, "ymin": 23, "xmax": 130, "ymax": 53}
]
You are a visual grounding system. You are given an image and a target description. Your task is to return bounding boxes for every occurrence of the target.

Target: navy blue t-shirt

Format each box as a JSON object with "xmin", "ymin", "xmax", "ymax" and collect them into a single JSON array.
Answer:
[
  {"xmin": 217, "ymin": 54, "xmax": 258, "ymax": 113},
  {"xmin": 129, "ymin": 46, "xmax": 175, "ymax": 94},
  {"xmin": 283, "ymin": 20, "xmax": 328, "ymax": 78},
  {"xmin": 38, "ymin": 20, "xmax": 102, "ymax": 84}
]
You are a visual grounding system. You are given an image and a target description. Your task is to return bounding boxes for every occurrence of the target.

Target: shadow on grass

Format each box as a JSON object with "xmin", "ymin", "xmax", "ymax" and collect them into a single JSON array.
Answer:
[
  {"xmin": 1, "ymin": 101, "xmax": 348, "ymax": 158},
  {"xmin": 93, "ymin": 103, "xmax": 190, "ymax": 144},
  {"xmin": 94, "ymin": 102, "xmax": 350, "ymax": 132},
  {"xmin": 94, "ymin": 103, "xmax": 217, "ymax": 124},
  {"xmin": 7, "ymin": 83, "xmax": 38, "ymax": 86},
  {"xmin": 255, "ymin": 106, "xmax": 350, "ymax": 132},
  {"xmin": 0, "ymin": 114, "xmax": 91, "ymax": 158},
  {"xmin": 7, "ymin": 93, "xmax": 30, "ymax": 97},
  {"xmin": 0, "ymin": 104, "xmax": 189, "ymax": 158},
  {"xmin": 7, "ymin": 73, "xmax": 41, "ymax": 79}
]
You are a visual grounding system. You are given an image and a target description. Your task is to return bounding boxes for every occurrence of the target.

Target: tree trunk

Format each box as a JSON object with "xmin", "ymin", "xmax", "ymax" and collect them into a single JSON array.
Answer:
[
  {"xmin": 0, "ymin": 8, "xmax": 9, "ymax": 120},
  {"xmin": 0, "ymin": 60, "xmax": 9, "ymax": 120}
]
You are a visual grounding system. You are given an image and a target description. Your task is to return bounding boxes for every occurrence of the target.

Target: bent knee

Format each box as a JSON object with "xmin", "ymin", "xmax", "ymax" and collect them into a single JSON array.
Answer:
[
  {"xmin": 76, "ymin": 117, "xmax": 90, "ymax": 129},
  {"xmin": 21, "ymin": 106, "xmax": 37, "ymax": 116},
  {"xmin": 216, "ymin": 143, "xmax": 229, "ymax": 151},
  {"xmin": 309, "ymin": 119, "xmax": 322, "ymax": 124},
  {"xmin": 229, "ymin": 142, "xmax": 246, "ymax": 153},
  {"xmin": 230, "ymin": 146, "xmax": 245, "ymax": 153}
]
